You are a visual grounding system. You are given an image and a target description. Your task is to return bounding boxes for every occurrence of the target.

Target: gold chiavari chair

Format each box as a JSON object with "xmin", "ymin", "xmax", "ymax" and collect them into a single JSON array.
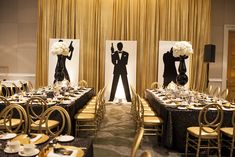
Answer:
[
  {"xmin": 74, "ymin": 90, "xmax": 102, "ymax": 137},
  {"xmin": 78, "ymin": 87, "xmax": 106, "ymax": 124},
  {"xmin": 39, "ymin": 106, "xmax": 71, "ymax": 137},
  {"xmin": 10, "ymin": 82, "xmax": 21, "ymax": 95},
  {"xmin": 150, "ymin": 82, "xmax": 159, "ymax": 90},
  {"xmin": 26, "ymin": 81, "xmax": 34, "ymax": 92},
  {"xmin": 0, "ymin": 104, "xmax": 28, "ymax": 133},
  {"xmin": 131, "ymin": 127, "xmax": 144, "ymax": 157},
  {"xmin": 130, "ymin": 86, "xmax": 138, "ymax": 120},
  {"xmin": 19, "ymin": 81, "xmax": 27, "ymax": 92},
  {"xmin": 97, "ymin": 87, "xmax": 106, "ymax": 122},
  {"xmin": 185, "ymin": 103, "xmax": 223, "ymax": 157},
  {"xmin": 0, "ymin": 95, "xmax": 10, "ymax": 106},
  {"xmin": 78, "ymin": 80, "xmax": 88, "ymax": 89},
  {"xmin": 0, "ymin": 96, "xmax": 26, "ymax": 132},
  {"xmin": 26, "ymin": 97, "xmax": 59, "ymax": 133},
  {"xmin": 131, "ymin": 87, "xmax": 156, "ymax": 129},
  {"xmin": 212, "ymin": 86, "xmax": 221, "ymax": 98},
  {"xmin": 219, "ymin": 88, "xmax": 229, "ymax": 100},
  {"xmin": 0, "ymin": 84, "xmax": 10, "ymax": 97},
  {"xmin": 137, "ymin": 95, "xmax": 163, "ymax": 137},
  {"xmin": 220, "ymin": 111, "xmax": 235, "ymax": 157},
  {"xmin": 205, "ymin": 84, "xmax": 213, "ymax": 95}
]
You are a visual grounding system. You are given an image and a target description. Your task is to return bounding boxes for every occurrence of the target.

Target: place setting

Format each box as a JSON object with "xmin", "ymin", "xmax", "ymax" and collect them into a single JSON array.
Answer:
[
  {"xmin": 3, "ymin": 140, "xmax": 40, "ymax": 156},
  {"xmin": 11, "ymin": 133, "xmax": 49, "ymax": 145},
  {"xmin": 0, "ymin": 132, "xmax": 17, "ymax": 140},
  {"xmin": 56, "ymin": 135, "xmax": 75, "ymax": 143},
  {"xmin": 46, "ymin": 144, "xmax": 84, "ymax": 157},
  {"xmin": 39, "ymin": 135, "xmax": 84, "ymax": 157},
  {"xmin": 0, "ymin": 132, "xmax": 49, "ymax": 156}
]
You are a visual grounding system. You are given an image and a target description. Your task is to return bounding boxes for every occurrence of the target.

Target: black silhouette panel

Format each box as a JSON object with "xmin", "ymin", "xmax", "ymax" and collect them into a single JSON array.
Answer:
[
  {"xmin": 109, "ymin": 42, "xmax": 131, "ymax": 102},
  {"xmin": 53, "ymin": 40, "xmax": 74, "ymax": 84},
  {"xmin": 163, "ymin": 47, "xmax": 180, "ymax": 88}
]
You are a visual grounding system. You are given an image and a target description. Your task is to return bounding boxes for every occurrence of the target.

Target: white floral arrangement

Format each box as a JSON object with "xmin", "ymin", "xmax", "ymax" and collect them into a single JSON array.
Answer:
[
  {"xmin": 50, "ymin": 41, "xmax": 69, "ymax": 56},
  {"xmin": 173, "ymin": 41, "xmax": 193, "ymax": 57}
]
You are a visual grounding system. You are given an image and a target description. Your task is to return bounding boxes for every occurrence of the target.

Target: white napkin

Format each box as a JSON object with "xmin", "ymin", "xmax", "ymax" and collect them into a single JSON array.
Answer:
[
  {"xmin": 30, "ymin": 134, "xmax": 43, "ymax": 143},
  {"xmin": 47, "ymin": 148, "xmax": 78, "ymax": 157}
]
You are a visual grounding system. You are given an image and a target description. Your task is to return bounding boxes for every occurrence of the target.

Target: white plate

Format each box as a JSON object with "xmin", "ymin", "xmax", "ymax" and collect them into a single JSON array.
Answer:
[
  {"xmin": 0, "ymin": 133, "xmax": 17, "ymax": 140},
  {"xmin": 18, "ymin": 148, "xmax": 39, "ymax": 157},
  {"xmin": 222, "ymin": 107, "xmax": 235, "ymax": 111},
  {"xmin": 4, "ymin": 146, "xmax": 20, "ymax": 154},
  {"xmin": 57, "ymin": 135, "xmax": 74, "ymax": 142},
  {"xmin": 62, "ymin": 100, "xmax": 72, "ymax": 104},
  {"xmin": 48, "ymin": 101, "xmax": 57, "ymax": 105},
  {"xmin": 178, "ymin": 106, "xmax": 187, "ymax": 110}
]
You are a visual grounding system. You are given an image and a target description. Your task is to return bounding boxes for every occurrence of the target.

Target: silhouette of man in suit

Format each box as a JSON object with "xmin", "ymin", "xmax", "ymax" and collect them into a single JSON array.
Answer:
[
  {"xmin": 109, "ymin": 42, "xmax": 131, "ymax": 102},
  {"xmin": 163, "ymin": 47, "xmax": 180, "ymax": 88}
]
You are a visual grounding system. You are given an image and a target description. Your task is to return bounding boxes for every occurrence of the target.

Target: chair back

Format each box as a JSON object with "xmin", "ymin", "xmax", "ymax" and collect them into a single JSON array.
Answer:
[
  {"xmin": 0, "ymin": 104, "xmax": 28, "ymax": 133},
  {"xmin": 205, "ymin": 85, "xmax": 213, "ymax": 95},
  {"xmin": 10, "ymin": 83, "xmax": 22, "ymax": 95},
  {"xmin": 0, "ymin": 84, "xmax": 10, "ymax": 97},
  {"xmin": 0, "ymin": 96, "xmax": 11, "ymax": 129},
  {"xmin": 131, "ymin": 127, "xmax": 144, "ymax": 157},
  {"xmin": 198, "ymin": 103, "xmax": 223, "ymax": 134},
  {"xmin": 99, "ymin": 87, "xmax": 106, "ymax": 111},
  {"xmin": 220, "ymin": 88, "xmax": 229, "ymax": 100},
  {"xmin": 150, "ymin": 82, "xmax": 159, "ymax": 90},
  {"xmin": 212, "ymin": 86, "xmax": 221, "ymax": 98},
  {"xmin": 100, "ymin": 86, "xmax": 106, "ymax": 105},
  {"xmin": 26, "ymin": 81, "xmax": 34, "ymax": 92},
  {"xmin": 19, "ymin": 81, "xmax": 27, "ymax": 92},
  {"xmin": 0, "ymin": 96, "xmax": 10, "ymax": 106},
  {"xmin": 130, "ymin": 86, "xmax": 136, "ymax": 104},
  {"xmin": 231, "ymin": 111, "xmax": 235, "ymax": 142},
  {"xmin": 136, "ymin": 95, "xmax": 144, "ymax": 128},
  {"xmin": 26, "ymin": 97, "xmax": 48, "ymax": 129},
  {"xmin": 78, "ymin": 80, "xmax": 88, "ymax": 89},
  {"xmin": 140, "ymin": 150, "xmax": 152, "ymax": 157},
  {"xmin": 95, "ymin": 90, "xmax": 102, "ymax": 115},
  {"xmin": 39, "ymin": 106, "xmax": 71, "ymax": 137}
]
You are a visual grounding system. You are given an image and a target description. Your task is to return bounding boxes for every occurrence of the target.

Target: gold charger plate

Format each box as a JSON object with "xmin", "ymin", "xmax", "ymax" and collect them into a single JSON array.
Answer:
[
  {"xmin": 43, "ymin": 144, "xmax": 84, "ymax": 157},
  {"xmin": 11, "ymin": 133, "xmax": 49, "ymax": 145},
  {"xmin": 187, "ymin": 105, "xmax": 203, "ymax": 110}
]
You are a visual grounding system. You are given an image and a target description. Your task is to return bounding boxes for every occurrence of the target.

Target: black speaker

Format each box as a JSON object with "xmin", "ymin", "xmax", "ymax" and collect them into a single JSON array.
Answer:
[{"xmin": 204, "ymin": 44, "xmax": 216, "ymax": 62}]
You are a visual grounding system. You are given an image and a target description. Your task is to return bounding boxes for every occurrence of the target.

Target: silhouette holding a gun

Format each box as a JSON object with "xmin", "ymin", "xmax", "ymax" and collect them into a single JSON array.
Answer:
[
  {"xmin": 109, "ymin": 42, "xmax": 131, "ymax": 102},
  {"xmin": 54, "ymin": 40, "xmax": 74, "ymax": 84}
]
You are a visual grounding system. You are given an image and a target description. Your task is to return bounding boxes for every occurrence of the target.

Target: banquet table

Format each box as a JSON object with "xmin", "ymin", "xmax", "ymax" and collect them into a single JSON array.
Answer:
[
  {"xmin": 0, "ymin": 135, "xmax": 94, "ymax": 157},
  {"xmin": 145, "ymin": 89, "xmax": 233, "ymax": 152},
  {"xmin": 0, "ymin": 87, "xmax": 95, "ymax": 136}
]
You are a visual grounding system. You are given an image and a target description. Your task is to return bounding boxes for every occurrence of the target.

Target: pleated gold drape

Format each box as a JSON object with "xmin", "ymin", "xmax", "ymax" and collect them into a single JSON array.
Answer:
[{"xmin": 36, "ymin": 0, "xmax": 211, "ymax": 95}]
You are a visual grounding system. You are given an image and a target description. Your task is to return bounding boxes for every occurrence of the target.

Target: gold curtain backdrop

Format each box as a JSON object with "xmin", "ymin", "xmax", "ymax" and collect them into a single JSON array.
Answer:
[{"xmin": 36, "ymin": 0, "xmax": 211, "ymax": 95}]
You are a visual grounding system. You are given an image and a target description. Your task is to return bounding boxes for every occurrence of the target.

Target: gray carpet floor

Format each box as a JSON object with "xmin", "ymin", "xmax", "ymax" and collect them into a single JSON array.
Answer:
[{"xmin": 93, "ymin": 102, "xmax": 183, "ymax": 157}]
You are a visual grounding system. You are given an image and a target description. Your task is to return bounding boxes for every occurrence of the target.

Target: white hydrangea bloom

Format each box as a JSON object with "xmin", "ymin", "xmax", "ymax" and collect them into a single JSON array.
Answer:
[
  {"xmin": 173, "ymin": 41, "xmax": 193, "ymax": 57},
  {"xmin": 50, "ymin": 41, "xmax": 69, "ymax": 56}
]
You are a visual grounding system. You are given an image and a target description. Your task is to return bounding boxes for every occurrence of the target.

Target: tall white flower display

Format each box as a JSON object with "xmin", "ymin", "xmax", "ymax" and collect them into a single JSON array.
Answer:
[
  {"xmin": 50, "ymin": 41, "xmax": 69, "ymax": 56},
  {"xmin": 173, "ymin": 41, "xmax": 193, "ymax": 57},
  {"xmin": 173, "ymin": 41, "xmax": 193, "ymax": 86}
]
